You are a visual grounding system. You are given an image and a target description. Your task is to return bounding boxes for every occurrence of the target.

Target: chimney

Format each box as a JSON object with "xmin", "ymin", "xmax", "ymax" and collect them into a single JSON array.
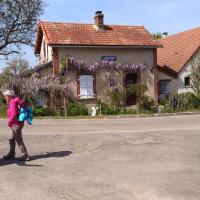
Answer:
[
  {"xmin": 162, "ymin": 32, "xmax": 168, "ymax": 38},
  {"xmin": 94, "ymin": 11, "xmax": 104, "ymax": 31}
]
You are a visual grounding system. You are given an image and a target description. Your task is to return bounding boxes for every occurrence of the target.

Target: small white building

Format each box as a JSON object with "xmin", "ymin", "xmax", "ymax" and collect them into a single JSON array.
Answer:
[{"xmin": 157, "ymin": 27, "xmax": 200, "ymax": 101}]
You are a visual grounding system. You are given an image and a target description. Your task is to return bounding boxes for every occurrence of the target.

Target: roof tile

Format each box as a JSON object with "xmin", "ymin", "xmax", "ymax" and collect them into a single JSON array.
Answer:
[
  {"xmin": 158, "ymin": 27, "xmax": 200, "ymax": 73},
  {"xmin": 35, "ymin": 21, "xmax": 161, "ymax": 54}
]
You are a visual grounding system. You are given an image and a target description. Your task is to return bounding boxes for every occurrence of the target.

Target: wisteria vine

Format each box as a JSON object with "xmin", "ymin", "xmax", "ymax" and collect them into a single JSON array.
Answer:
[{"xmin": 64, "ymin": 57, "xmax": 146, "ymax": 72}]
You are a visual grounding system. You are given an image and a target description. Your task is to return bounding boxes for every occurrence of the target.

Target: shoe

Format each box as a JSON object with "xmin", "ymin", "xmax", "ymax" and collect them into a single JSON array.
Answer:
[
  {"xmin": 18, "ymin": 153, "xmax": 30, "ymax": 161},
  {"xmin": 3, "ymin": 153, "xmax": 15, "ymax": 160}
]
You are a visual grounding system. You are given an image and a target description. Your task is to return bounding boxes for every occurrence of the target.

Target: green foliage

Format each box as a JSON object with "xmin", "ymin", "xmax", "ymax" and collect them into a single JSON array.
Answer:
[
  {"xmin": 107, "ymin": 88, "xmax": 126, "ymax": 107},
  {"xmin": 25, "ymin": 95, "xmax": 37, "ymax": 107},
  {"xmin": 0, "ymin": 68, "xmax": 14, "ymax": 87},
  {"xmin": 0, "ymin": 95, "xmax": 6, "ymax": 106},
  {"xmin": 127, "ymin": 83, "xmax": 153, "ymax": 110},
  {"xmin": 0, "ymin": 57, "xmax": 31, "ymax": 88},
  {"xmin": 139, "ymin": 96, "xmax": 154, "ymax": 110},
  {"xmin": 177, "ymin": 92, "xmax": 200, "ymax": 111},
  {"xmin": 97, "ymin": 101, "xmax": 120, "ymax": 115},
  {"xmin": 160, "ymin": 92, "xmax": 200, "ymax": 112},
  {"xmin": 120, "ymin": 107, "xmax": 137, "ymax": 114},
  {"xmin": 0, "ymin": 105, "xmax": 7, "ymax": 117},
  {"xmin": 152, "ymin": 32, "xmax": 163, "ymax": 39},
  {"xmin": 160, "ymin": 104, "xmax": 174, "ymax": 113},
  {"xmin": 33, "ymin": 107, "xmax": 57, "ymax": 116},
  {"xmin": 190, "ymin": 59, "xmax": 200, "ymax": 95},
  {"xmin": 67, "ymin": 102, "xmax": 89, "ymax": 116},
  {"xmin": 97, "ymin": 101, "xmax": 138, "ymax": 115},
  {"xmin": 127, "ymin": 84, "xmax": 148, "ymax": 99}
]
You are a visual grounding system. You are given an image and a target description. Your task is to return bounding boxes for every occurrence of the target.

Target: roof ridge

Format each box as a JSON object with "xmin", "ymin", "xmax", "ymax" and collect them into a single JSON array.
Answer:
[
  {"xmin": 160, "ymin": 26, "xmax": 200, "ymax": 40},
  {"xmin": 40, "ymin": 20, "xmax": 144, "ymax": 28}
]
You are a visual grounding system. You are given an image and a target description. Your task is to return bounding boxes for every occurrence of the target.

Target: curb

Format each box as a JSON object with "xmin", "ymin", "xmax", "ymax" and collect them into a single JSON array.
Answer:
[{"xmin": 1, "ymin": 112, "xmax": 200, "ymax": 120}]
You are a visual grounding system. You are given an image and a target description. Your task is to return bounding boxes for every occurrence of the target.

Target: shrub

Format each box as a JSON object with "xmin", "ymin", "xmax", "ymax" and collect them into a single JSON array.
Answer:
[
  {"xmin": 67, "ymin": 102, "xmax": 88, "ymax": 116},
  {"xmin": 177, "ymin": 92, "xmax": 200, "ymax": 111},
  {"xmin": 139, "ymin": 96, "xmax": 154, "ymax": 110},
  {"xmin": 161, "ymin": 104, "xmax": 174, "ymax": 113},
  {"xmin": 107, "ymin": 88, "xmax": 126, "ymax": 107},
  {"xmin": 120, "ymin": 108, "xmax": 137, "ymax": 114},
  {"xmin": 97, "ymin": 102, "xmax": 121, "ymax": 115},
  {"xmin": 0, "ymin": 105, "xmax": 7, "ymax": 117},
  {"xmin": 33, "ymin": 107, "xmax": 57, "ymax": 116},
  {"xmin": 25, "ymin": 95, "xmax": 37, "ymax": 107},
  {"xmin": 126, "ymin": 83, "xmax": 153, "ymax": 110},
  {"xmin": 0, "ymin": 95, "xmax": 6, "ymax": 106}
]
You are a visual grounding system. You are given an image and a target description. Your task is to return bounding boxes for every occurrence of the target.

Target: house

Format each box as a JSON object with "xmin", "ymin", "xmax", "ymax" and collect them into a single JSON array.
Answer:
[
  {"xmin": 157, "ymin": 27, "xmax": 200, "ymax": 101},
  {"xmin": 32, "ymin": 11, "xmax": 161, "ymax": 108}
]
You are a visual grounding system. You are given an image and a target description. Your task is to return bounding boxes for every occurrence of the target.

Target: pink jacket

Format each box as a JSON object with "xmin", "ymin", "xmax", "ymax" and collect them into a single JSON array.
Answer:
[{"xmin": 7, "ymin": 97, "xmax": 25, "ymax": 127}]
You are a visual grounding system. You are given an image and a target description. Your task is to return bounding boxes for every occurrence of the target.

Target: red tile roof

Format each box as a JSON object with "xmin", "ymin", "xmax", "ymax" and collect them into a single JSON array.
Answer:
[
  {"xmin": 158, "ymin": 27, "xmax": 200, "ymax": 74},
  {"xmin": 35, "ymin": 21, "xmax": 161, "ymax": 54}
]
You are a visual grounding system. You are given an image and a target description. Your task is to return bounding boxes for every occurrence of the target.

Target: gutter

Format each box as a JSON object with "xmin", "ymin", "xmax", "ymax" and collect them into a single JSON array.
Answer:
[{"xmin": 49, "ymin": 44, "xmax": 162, "ymax": 49}]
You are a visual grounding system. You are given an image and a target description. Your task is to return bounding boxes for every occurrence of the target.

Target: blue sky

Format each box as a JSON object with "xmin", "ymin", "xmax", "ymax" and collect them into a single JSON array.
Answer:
[{"xmin": 0, "ymin": 0, "xmax": 200, "ymax": 70}]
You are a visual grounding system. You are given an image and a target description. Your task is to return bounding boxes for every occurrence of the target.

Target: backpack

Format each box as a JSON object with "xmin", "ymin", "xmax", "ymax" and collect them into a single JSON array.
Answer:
[
  {"xmin": 19, "ymin": 106, "xmax": 33, "ymax": 125},
  {"xmin": 17, "ymin": 98, "xmax": 33, "ymax": 125}
]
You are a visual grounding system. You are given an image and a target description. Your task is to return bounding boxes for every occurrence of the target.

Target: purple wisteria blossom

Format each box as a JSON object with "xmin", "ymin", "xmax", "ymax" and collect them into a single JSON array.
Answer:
[
  {"xmin": 67, "ymin": 57, "xmax": 146, "ymax": 72},
  {"xmin": 1, "ymin": 75, "xmax": 69, "ymax": 98}
]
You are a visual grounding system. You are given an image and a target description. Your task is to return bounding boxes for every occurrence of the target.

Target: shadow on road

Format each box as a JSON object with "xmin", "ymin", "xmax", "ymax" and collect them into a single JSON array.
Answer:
[
  {"xmin": 30, "ymin": 150, "xmax": 73, "ymax": 161},
  {"xmin": 0, "ymin": 150, "xmax": 73, "ymax": 167}
]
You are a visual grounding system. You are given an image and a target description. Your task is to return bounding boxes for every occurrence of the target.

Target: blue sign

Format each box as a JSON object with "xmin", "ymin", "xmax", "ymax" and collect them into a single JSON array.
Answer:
[{"xmin": 101, "ymin": 56, "xmax": 117, "ymax": 61}]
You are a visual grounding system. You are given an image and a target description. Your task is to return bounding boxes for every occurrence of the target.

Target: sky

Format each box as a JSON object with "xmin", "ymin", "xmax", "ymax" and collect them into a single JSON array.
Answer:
[{"xmin": 0, "ymin": 0, "xmax": 200, "ymax": 71}]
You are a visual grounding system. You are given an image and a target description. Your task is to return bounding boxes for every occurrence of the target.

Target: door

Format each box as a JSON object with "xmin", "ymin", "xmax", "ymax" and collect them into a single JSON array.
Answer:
[{"xmin": 126, "ymin": 73, "xmax": 137, "ymax": 106}]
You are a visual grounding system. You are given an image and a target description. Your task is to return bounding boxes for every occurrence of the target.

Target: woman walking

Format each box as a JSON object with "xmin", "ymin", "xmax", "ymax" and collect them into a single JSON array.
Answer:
[{"xmin": 3, "ymin": 90, "xmax": 29, "ymax": 161}]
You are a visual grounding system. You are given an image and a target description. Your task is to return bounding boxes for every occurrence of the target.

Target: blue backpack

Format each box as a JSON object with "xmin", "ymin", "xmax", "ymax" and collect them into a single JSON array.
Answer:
[{"xmin": 19, "ymin": 106, "xmax": 33, "ymax": 125}]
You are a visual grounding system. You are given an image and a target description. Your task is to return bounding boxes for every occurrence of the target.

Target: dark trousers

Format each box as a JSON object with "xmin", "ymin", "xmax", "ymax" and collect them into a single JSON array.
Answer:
[{"xmin": 9, "ymin": 124, "xmax": 27, "ymax": 154}]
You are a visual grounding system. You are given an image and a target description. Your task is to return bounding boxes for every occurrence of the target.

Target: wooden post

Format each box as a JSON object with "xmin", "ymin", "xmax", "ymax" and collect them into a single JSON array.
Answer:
[{"xmin": 64, "ymin": 97, "xmax": 67, "ymax": 117}]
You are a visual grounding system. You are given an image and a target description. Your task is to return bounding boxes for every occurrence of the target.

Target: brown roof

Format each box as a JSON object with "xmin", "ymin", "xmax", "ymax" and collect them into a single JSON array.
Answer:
[
  {"xmin": 158, "ymin": 27, "xmax": 200, "ymax": 74},
  {"xmin": 35, "ymin": 21, "xmax": 161, "ymax": 54}
]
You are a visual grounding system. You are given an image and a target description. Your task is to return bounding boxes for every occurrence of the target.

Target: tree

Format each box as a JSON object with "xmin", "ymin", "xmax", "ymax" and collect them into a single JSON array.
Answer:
[
  {"xmin": 0, "ymin": 57, "xmax": 31, "ymax": 87},
  {"xmin": 191, "ymin": 57, "xmax": 200, "ymax": 95},
  {"xmin": 6, "ymin": 57, "xmax": 30, "ymax": 76},
  {"xmin": 0, "ymin": 67, "xmax": 13, "ymax": 87},
  {"xmin": 0, "ymin": 0, "xmax": 44, "ymax": 56},
  {"xmin": 152, "ymin": 32, "xmax": 163, "ymax": 40},
  {"xmin": 1, "ymin": 74, "xmax": 70, "ymax": 115}
]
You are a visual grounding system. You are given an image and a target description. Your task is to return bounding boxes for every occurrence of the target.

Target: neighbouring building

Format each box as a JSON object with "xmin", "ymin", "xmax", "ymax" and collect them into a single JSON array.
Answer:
[
  {"xmin": 157, "ymin": 27, "xmax": 200, "ymax": 101},
  {"xmin": 28, "ymin": 11, "xmax": 161, "ymax": 108}
]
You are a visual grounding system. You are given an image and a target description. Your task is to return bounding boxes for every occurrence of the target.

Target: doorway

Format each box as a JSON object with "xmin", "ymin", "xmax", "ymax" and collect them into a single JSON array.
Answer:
[{"xmin": 125, "ymin": 73, "xmax": 137, "ymax": 105}]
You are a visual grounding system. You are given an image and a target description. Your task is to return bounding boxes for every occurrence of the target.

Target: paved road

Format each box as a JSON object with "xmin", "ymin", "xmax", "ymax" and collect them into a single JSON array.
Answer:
[{"xmin": 0, "ymin": 115, "xmax": 200, "ymax": 200}]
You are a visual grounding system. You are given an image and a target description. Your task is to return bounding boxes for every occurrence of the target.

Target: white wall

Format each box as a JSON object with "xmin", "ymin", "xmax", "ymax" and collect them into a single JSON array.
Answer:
[
  {"xmin": 158, "ymin": 48, "xmax": 200, "ymax": 97},
  {"xmin": 40, "ymin": 36, "xmax": 52, "ymax": 63},
  {"xmin": 178, "ymin": 65, "xmax": 193, "ymax": 94},
  {"xmin": 177, "ymin": 49, "xmax": 200, "ymax": 94}
]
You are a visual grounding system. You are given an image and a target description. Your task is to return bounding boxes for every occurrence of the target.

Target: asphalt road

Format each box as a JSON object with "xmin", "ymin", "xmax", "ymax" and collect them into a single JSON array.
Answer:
[{"xmin": 0, "ymin": 115, "xmax": 200, "ymax": 200}]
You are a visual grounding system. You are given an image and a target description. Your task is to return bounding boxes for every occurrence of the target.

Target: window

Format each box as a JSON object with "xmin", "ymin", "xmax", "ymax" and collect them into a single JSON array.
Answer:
[
  {"xmin": 79, "ymin": 75, "xmax": 94, "ymax": 99},
  {"xmin": 184, "ymin": 76, "xmax": 190, "ymax": 87},
  {"xmin": 36, "ymin": 91, "xmax": 46, "ymax": 107},
  {"xmin": 160, "ymin": 81, "xmax": 169, "ymax": 94}
]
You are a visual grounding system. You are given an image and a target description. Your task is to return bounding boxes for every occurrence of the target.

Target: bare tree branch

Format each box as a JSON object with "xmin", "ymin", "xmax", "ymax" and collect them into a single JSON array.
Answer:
[{"xmin": 0, "ymin": 0, "xmax": 44, "ymax": 56}]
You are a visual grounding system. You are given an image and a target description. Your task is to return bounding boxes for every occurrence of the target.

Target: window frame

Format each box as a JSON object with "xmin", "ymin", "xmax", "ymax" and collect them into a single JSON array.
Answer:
[
  {"xmin": 184, "ymin": 76, "xmax": 191, "ymax": 87},
  {"xmin": 159, "ymin": 81, "xmax": 169, "ymax": 94},
  {"xmin": 77, "ymin": 73, "xmax": 96, "ymax": 99}
]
